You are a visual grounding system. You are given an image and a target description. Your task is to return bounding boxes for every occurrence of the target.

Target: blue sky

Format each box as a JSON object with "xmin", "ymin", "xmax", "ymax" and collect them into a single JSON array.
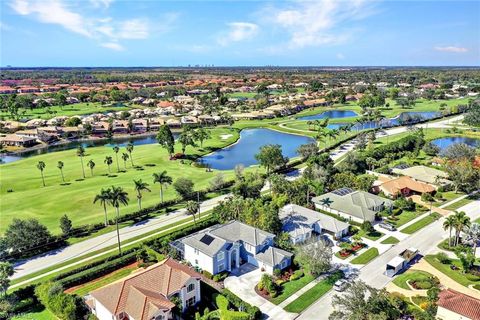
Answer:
[{"xmin": 1, "ymin": 0, "xmax": 479, "ymax": 67}]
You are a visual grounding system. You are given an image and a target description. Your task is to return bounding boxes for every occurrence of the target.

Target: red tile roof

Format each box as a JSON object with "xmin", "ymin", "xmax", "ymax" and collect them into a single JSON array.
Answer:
[{"xmin": 437, "ymin": 289, "xmax": 480, "ymax": 320}]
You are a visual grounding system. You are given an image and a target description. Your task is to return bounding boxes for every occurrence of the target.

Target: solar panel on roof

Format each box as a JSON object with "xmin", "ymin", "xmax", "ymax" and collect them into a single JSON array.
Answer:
[
  {"xmin": 332, "ymin": 187, "xmax": 354, "ymax": 196},
  {"xmin": 200, "ymin": 234, "xmax": 215, "ymax": 245}
]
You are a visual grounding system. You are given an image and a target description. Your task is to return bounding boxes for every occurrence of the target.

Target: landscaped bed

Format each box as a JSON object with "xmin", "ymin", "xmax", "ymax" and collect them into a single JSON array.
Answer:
[
  {"xmin": 424, "ymin": 254, "xmax": 480, "ymax": 287},
  {"xmin": 392, "ymin": 270, "xmax": 438, "ymax": 290}
]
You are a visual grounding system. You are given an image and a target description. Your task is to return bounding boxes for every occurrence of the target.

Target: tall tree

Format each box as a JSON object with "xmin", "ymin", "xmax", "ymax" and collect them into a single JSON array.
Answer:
[
  {"xmin": 108, "ymin": 186, "xmax": 129, "ymax": 255},
  {"xmin": 112, "ymin": 145, "xmax": 120, "ymax": 172},
  {"xmin": 87, "ymin": 159, "xmax": 95, "ymax": 177},
  {"xmin": 453, "ymin": 211, "xmax": 471, "ymax": 246},
  {"xmin": 254, "ymin": 144, "xmax": 288, "ymax": 175},
  {"xmin": 94, "ymin": 188, "xmax": 111, "ymax": 226},
  {"xmin": 178, "ymin": 127, "xmax": 196, "ymax": 154},
  {"xmin": 76, "ymin": 146, "xmax": 86, "ymax": 178},
  {"xmin": 37, "ymin": 161, "xmax": 46, "ymax": 187},
  {"xmin": 133, "ymin": 179, "xmax": 151, "ymax": 210},
  {"xmin": 185, "ymin": 200, "xmax": 199, "ymax": 224},
  {"xmin": 443, "ymin": 215, "xmax": 455, "ymax": 247},
  {"xmin": 152, "ymin": 171, "xmax": 173, "ymax": 203},
  {"xmin": 0, "ymin": 262, "xmax": 14, "ymax": 297},
  {"xmin": 57, "ymin": 161, "xmax": 65, "ymax": 183},
  {"xmin": 173, "ymin": 177, "xmax": 194, "ymax": 200},
  {"xmin": 157, "ymin": 125, "xmax": 175, "ymax": 158},
  {"xmin": 122, "ymin": 153, "xmax": 129, "ymax": 169},
  {"xmin": 104, "ymin": 156, "xmax": 113, "ymax": 173},
  {"xmin": 194, "ymin": 127, "xmax": 210, "ymax": 147},
  {"xmin": 126, "ymin": 142, "xmax": 135, "ymax": 166},
  {"xmin": 59, "ymin": 214, "xmax": 72, "ymax": 236}
]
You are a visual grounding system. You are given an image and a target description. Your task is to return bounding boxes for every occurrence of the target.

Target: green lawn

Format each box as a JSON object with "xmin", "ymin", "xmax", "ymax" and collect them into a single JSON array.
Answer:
[
  {"xmin": 351, "ymin": 248, "xmax": 379, "ymax": 265},
  {"xmin": 12, "ymin": 306, "xmax": 57, "ymax": 320},
  {"xmin": 0, "ymin": 102, "xmax": 139, "ymax": 120},
  {"xmin": 385, "ymin": 210, "xmax": 420, "ymax": 228},
  {"xmin": 400, "ymin": 213, "xmax": 440, "ymax": 235},
  {"xmin": 444, "ymin": 194, "xmax": 480, "ymax": 211},
  {"xmin": 381, "ymin": 236, "xmax": 400, "ymax": 244},
  {"xmin": 392, "ymin": 270, "xmax": 435, "ymax": 290},
  {"xmin": 69, "ymin": 265, "xmax": 137, "ymax": 297},
  {"xmin": 424, "ymin": 255, "xmax": 479, "ymax": 287},
  {"xmin": 270, "ymin": 273, "xmax": 316, "ymax": 305},
  {"xmin": 0, "ymin": 127, "xmax": 240, "ymax": 234},
  {"xmin": 284, "ymin": 272, "xmax": 343, "ymax": 313}
]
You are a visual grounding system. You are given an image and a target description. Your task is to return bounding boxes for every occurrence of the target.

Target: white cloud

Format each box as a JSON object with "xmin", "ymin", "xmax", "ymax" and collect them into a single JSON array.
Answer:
[
  {"xmin": 118, "ymin": 19, "xmax": 149, "ymax": 39},
  {"xmin": 0, "ymin": 22, "xmax": 13, "ymax": 31},
  {"xmin": 218, "ymin": 22, "xmax": 258, "ymax": 46},
  {"xmin": 434, "ymin": 46, "xmax": 468, "ymax": 53},
  {"xmin": 100, "ymin": 42, "xmax": 124, "ymax": 51},
  {"xmin": 267, "ymin": 0, "xmax": 376, "ymax": 49},
  {"xmin": 336, "ymin": 53, "xmax": 345, "ymax": 60},
  {"xmin": 90, "ymin": 0, "xmax": 113, "ymax": 9},
  {"xmin": 10, "ymin": 0, "xmax": 92, "ymax": 37},
  {"xmin": 9, "ymin": 0, "xmax": 154, "ymax": 51}
]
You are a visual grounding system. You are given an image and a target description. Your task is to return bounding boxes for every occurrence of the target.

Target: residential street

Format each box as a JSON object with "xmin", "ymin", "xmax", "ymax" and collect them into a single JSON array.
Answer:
[
  {"xmin": 11, "ymin": 194, "xmax": 231, "ymax": 281},
  {"xmin": 297, "ymin": 199, "xmax": 480, "ymax": 320}
]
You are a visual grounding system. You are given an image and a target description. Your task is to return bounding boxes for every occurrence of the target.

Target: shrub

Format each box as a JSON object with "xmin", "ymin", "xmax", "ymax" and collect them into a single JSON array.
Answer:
[
  {"xmin": 214, "ymin": 293, "xmax": 230, "ymax": 310},
  {"xmin": 202, "ymin": 270, "xmax": 213, "ymax": 280},
  {"xmin": 289, "ymin": 270, "xmax": 304, "ymax": 281},
  {"xmin": 35, "ymin": 282, "xmax": 78, "ymax": 320},
  {"xmin": 222, "ymin": 289, "xmax": 261, "ymax": 320},
  {"xmin": 412, "ymin": 280, "xmax": 433, "ymax": 290},
  {"xmin": 465, "ymin": 274, "xmax": 480, "ymax": 282},
  {"xmin": 436, "ymin": 252, "xmax": 451, "ymax": 264},
  {"xmin": 273, "ymin": 268, "xmax": 281, "ymax": 278}
]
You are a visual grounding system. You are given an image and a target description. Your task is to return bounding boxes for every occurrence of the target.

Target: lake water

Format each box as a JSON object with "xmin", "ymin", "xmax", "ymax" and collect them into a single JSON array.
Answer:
[
  {"xmin": 298, "ymin": 110, "xmax": 358, "ymax": 121},
  {"xmin": 199, "ymin": 128, "xmax": 314, "ymax": 170},
  {"xmin": 0, "ymin": 134, "xmax": 178, "ymax": 164},
  {"xmin": 431, "ymin": 137, "xmax": 480, "ymax": 150},
  {"xmin": 326, "ymin": 111, "xmax": 442, "ymax": 130}
]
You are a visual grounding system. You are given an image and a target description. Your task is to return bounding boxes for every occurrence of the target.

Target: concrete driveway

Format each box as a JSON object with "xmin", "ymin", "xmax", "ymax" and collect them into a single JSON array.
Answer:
[{"xmin": 224, "ymin": 264, "xmax": 297, "ymax": 320}]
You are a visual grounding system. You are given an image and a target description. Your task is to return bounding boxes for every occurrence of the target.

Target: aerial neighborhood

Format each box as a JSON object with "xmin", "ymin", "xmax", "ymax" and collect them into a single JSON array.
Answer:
[{"xmin": 1, "ymin": 1, "xmax": 480, "ymax": 319}]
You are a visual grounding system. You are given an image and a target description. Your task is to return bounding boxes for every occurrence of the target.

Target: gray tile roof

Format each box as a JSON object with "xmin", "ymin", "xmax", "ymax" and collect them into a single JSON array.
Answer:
[
  {"xmin": 180, "ymin": 221, "xmax": 275, "ymax": 257},
  {"xmin": 312, "ymin": 190, "xmax": 393, "ymax": 221},
  {"xmin": 255, "ymin": 246, "xmax": 293, "ymax": 267}
]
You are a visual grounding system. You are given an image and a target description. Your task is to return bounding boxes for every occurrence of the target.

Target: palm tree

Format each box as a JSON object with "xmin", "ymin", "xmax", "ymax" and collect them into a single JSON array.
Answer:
[
  {"xmin": 108, "ymin": 186, "xmax": 129, "ymax": 255},
  {"xmin": 152, "ymin": 171, "xmax": 173, "ymax": 203},
  {"xmin": 104, "ymin": 156, "xmax": 113, "ymax": 173},
  {"xmin": 87, "ymin": 159, "xmax": 95, "ymax": 176},
  {"xmin": 464, "ymin": 223, "xmax": 480, "ymax": 256},
  {"xmin": 453, "ymin": 211, "xmax": 471, "ymax": 246},
  {"xmin": 320, "ymin": 197, "xmax": 334, "ymax": 213},
  {"xmin": 133, "ymin": 179, "xmax": 151, "ymax": 210},
  {"xmin": 57, "ymin": 161, "xmax": 65, "ymax": 183},
  {"xmin": 113, "ymin": 146, "xmax": 120, "ymax": 172},
  {"xmin": 37, "ymin": 161, "xmax": 46, "ymax": 187},
  {"xmin": 186, "ymin": 200, "xmax": 199, "ymax": 224},
  {"xmin": 121, "ymin": 153, "xmax": 129, "ymax": 169},
  {"xmin": 94, "ymin": 188, "xmax": 111, "ymax": 226},
  {"xmin": 126, "ymin": 142, "xmax": 134, "ymax": 166},
  {"xmin": 443, "ymin": 215, "xmax": 456, "ymax": 247},
  {"xmin": 77, "ymin": 146, "xmax": 86, "ymax": 178}
]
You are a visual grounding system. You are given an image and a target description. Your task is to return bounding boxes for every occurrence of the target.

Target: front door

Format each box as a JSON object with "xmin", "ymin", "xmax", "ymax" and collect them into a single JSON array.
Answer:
[{"xmin": 231, "ymin": 249, "xmax": 237, "ymax": 269}]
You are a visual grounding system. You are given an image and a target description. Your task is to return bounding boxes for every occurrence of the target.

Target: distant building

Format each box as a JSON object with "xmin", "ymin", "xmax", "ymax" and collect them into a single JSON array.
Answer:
[
  {"xmin": 391, "ymin": 165, "xmax": 451, "ymax": 187},
  {"xmin": 0, "ymin": 134, "xmax": 37, "ymax": 147},
  {"xmin": 376, "ymin": 176, "xmax": 435, "ymax": 198},
  {"xmin": 312, "ymin": 188, "xmax": 393, "ymax": 223}
]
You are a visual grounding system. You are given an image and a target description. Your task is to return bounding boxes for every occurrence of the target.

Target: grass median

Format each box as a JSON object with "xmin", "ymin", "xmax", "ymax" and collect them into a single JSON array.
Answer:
[
  {"xmin": 400, "ymin": 213, "xmax": 440, "ymax": 235},
  {"xmin": 351, "ymin": 247, "xmax": 379, "ymax": 265}
]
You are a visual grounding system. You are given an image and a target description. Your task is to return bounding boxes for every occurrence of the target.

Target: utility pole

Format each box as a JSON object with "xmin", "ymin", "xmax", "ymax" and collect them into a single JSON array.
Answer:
[{"xmin": 197, "ymin": 191, "xmax": 201, "ymax": 220}]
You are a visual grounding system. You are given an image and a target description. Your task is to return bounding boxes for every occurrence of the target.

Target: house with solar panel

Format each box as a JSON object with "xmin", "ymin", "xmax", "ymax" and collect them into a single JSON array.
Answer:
[
  {"xmin": 172, "ymin": 220, "xmax": 293, "ymax": 275},
  {"xmin": 312, "ymin": 188, "xmax": 394, "ymax": 223}
]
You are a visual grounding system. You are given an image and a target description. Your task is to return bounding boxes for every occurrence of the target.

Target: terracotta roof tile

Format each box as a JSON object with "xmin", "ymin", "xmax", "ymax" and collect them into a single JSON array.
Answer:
[{"xmin": 437, "ymin": 289, "xmax": 480, "ymax": 320}]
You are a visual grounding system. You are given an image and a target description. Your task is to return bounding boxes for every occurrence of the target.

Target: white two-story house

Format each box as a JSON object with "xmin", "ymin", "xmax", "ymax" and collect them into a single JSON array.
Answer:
[{"xmin": 175, "ymin": 221, "xmax": 292, "ymax": 275}]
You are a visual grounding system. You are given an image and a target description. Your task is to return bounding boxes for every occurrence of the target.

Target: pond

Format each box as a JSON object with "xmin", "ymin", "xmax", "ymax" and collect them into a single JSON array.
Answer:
[
  {"xmin": 199, "ymin": 128, "xmax": 314, "ymax": 170},
  {"xmin": 298, "ymin": 110, "xmax": 358, "ymax": 121},
  {"xmin": 431, "ymin": 136, "xmax": 480, "ymax": 150},
  {"xmin": 0, "ymin": 133, "xmax": 178, "ymax": 164}
]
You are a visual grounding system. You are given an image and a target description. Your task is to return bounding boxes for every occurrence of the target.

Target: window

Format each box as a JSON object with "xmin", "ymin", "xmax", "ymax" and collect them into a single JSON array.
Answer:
[
  {"xmin": 281, "ymin": 260, "xmax": 287, "ymax": 269},
  {"xmin": 187, "ymin": 283, "xmax": 195, "ymax": 293},
  {"xmin": 194, "ymin": 259, "xmax": 198, "ymax": 265},
  {"xmin": 218, "ymin": 263, "xmax": 224, "ymax": 272},
  {"xmin": 194, "ymin": 249, "xmax": 199, "ymax": 255},
  {"xmin": 186, "ymin": 297, "xmax": 196, "ymax": 307},
  {"xmin": 217, "ymin": 251, "xmax": 225, "ymax": 261},
  {"xmin": 154, "ymin": 315, "xmax": 165, "ymax": 320}
]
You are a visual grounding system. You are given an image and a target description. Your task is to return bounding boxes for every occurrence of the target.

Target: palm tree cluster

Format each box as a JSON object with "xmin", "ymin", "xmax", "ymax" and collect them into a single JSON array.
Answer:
[{"xmin": 443, "ymin": 211, "xmax": 472, "ymax": 247}]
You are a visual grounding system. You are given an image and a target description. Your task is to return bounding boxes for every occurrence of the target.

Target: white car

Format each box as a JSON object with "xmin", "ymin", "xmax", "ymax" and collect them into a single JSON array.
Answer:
[{"xmin": 333, "ymin": 279, "xmax": 349, "ymax": 292}]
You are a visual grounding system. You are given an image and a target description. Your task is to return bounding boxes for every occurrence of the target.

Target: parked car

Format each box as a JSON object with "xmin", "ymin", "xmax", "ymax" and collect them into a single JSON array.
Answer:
[
  {"xmin": 333, "ymin": 279, "xmax": 349, "ymax": 292},
  {"xmin": 379, "ymin": 222, "xmax": 396, "ymax": 231}
]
